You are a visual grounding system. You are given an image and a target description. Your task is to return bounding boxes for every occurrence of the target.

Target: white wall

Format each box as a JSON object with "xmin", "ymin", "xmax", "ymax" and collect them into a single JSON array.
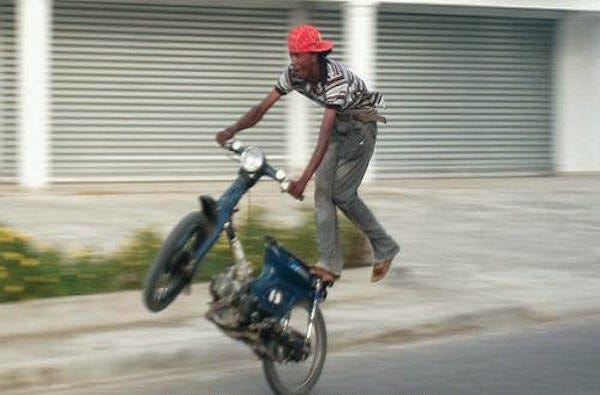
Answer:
[
  {"xmin": 554, "ymin": 13, "xmax": 600, "ymax": 173},
  {"xmin": 17, "ymin": 0, "xmax": 51, "ymax": 188}
]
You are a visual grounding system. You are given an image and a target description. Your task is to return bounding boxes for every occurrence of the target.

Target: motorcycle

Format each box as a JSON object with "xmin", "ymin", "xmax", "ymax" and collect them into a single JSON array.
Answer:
[{"xmin": 143, "ymin": 139, "xmax": 332, "ymax": 395}]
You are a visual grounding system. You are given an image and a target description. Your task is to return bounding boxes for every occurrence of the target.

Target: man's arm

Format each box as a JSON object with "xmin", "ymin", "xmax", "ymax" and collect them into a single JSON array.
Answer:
[
  {"xmin": 288, "ymin": 107, "xmax": 337, "ymax": 199},
  {"xmin": 216, "ymin": 88, "xmax": 282, "ymax": 145}
]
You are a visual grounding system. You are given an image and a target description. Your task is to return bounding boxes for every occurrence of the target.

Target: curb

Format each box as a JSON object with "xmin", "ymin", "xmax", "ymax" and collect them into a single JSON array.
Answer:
[{"xmin": 3, "ymin": 303, "xmax": 600, "ymax": 394}]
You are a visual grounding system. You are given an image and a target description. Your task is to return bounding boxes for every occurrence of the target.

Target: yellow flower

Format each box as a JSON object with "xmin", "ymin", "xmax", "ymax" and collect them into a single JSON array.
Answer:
[
  {"xmin": 69, "ymin": 249, "xmax": 94, "ymax": 260},
  {"xmin": 2, "ymin": 252, "xmax": 24, "ymax": 262},
  {"xmin": 0, "ymin": 235, "xmax": 15, "ymax": 243},
  {"xmin": 0, "ymin": 227, "xmax": 13, "ymax": 235},
  {"xmin": 19, "ymin": 258, "xmax": 39, "ymax": 267},
  {"xmin": 4, "ymin": 285, "xmax": 24, "ymax": 293},
  {"xmin": 0, "ymin": 227, "xmax": 31, "ymax": 242}
]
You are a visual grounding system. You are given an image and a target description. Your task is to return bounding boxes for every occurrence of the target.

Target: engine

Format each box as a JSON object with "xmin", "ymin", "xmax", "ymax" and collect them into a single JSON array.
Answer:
[
  {"xmin": 205, "ymin": 266, "xmax": 309, "ymax": 362},
  {"xmin": 206, "ymin": 265, "xmax": 262, "ymax": 328}
]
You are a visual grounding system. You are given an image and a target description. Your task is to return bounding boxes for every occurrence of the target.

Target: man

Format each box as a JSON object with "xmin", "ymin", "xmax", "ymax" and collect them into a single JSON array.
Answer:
[{"xmin": 216, "ymin": 24, "xmax": 399, "ymax": 283}]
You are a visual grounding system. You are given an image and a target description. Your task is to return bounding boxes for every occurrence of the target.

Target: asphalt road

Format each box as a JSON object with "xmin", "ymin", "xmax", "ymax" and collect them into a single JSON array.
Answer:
[{"xmin": 30, "ymin": 317, "xmax": 600, "ymax": 395}]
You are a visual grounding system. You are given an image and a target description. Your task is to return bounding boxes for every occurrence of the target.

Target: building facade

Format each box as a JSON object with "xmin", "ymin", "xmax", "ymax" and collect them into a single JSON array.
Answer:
[{"xmin": 1, "ymin": 0, "xmax": 599, "ymax": 187}]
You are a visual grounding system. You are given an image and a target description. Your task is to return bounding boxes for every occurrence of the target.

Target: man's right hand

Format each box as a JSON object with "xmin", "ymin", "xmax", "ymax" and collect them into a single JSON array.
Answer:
[{"xmin": 215, "ymin": 130, "xmax": 234, "ymax": 146}]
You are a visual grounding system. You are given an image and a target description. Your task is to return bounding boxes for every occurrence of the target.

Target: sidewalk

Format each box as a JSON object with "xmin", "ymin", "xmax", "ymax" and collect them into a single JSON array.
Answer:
[{"xmin": 0, "ymin": 176, "xmax": 599, "ymax": 393}]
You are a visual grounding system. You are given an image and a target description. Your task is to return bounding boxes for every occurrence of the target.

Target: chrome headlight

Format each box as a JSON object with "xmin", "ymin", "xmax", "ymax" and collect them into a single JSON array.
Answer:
[{"xmin": 240, "ymin": 146, "xmax": 264, "ymax": 173}]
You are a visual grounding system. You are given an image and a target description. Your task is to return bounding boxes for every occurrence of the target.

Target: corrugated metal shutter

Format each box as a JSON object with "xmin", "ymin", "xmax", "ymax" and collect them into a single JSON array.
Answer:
[
  {"xmin": 51, "ymin": 1, "xmax": 290, "ymax": 182},
  {"xmin": 0, "ymin": 0, "xmax": 17, "ymax": 183},
  {"xmin": 307, "ymin": 6, "xmax": 346, "ymax": 150},
  {"xmin": 376, "ymin": 11, "xmax": 554, "ymax": 177}
]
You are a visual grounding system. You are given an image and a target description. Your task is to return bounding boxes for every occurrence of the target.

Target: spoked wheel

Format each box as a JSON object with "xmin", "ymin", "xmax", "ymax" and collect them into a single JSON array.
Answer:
[
  {"xmin": 263, "ymin": 302, "xmax": 327, "ymax": 395},
  {"xmin": 143, "ymin": 211, "xmax": 208, "ymax": 312}
]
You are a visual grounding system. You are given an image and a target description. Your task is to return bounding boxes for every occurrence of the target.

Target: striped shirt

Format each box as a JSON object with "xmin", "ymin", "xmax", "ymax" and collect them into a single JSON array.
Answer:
[{"xmin": 275, "ymin": 57, "xmax": 385, "ymax": 114}]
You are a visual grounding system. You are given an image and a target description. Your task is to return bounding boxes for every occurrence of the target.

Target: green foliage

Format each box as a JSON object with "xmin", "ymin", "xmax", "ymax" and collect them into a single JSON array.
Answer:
[
  {"xmin": 0, "ymin": 210, "xmax": 369, "ymax": 303},
  {"xmin": 240, "ymin": 208, "xmax": 370, "ymax": 270}
]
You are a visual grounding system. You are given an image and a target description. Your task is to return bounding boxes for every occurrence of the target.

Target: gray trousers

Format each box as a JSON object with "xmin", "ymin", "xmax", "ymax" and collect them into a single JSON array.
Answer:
[{"xmin": 314, "ymin": 117, "xmax": 399, "ymax": 276}]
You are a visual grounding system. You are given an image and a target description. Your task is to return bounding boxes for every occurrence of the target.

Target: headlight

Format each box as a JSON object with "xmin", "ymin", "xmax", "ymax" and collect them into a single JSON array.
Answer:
[{"xmin": 240, "ymin": 146, "xmax": 264, "ymax": 173}]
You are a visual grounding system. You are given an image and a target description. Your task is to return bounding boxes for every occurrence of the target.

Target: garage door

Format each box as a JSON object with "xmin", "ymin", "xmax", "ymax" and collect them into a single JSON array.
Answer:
[
  {"xmin": 376, "ymin": 11, "xmax": 554, "ymax": 177},
  {"xmin": 51, "ymin": 1, "xmax": 290, "ymax": 181},
  {"xmin": 0, "ymin": 0, "xmax": 17, "ymax": 183}
]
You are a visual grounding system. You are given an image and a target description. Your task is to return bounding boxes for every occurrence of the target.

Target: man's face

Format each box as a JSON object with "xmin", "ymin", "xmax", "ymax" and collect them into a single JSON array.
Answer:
[{"xmin": 289, "ymin": 52, "xmax": 318, "ymax": 80}]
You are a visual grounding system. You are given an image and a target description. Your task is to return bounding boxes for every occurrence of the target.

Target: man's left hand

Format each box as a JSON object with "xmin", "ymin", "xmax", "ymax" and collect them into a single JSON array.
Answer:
[{"xmin": 287, "ymin": 179, "xmax": 306, "ymax": 201}]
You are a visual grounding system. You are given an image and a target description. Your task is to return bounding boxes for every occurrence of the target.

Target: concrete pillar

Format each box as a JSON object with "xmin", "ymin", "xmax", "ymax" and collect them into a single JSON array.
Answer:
[
  {"xmin": 344, "ymin": 0, "xmax": 378, "ymax": 181},
  {"xmin": 17, "ymin": 0, "xmax": 51, "ymax": 188},
  {"xmin": 554, "ymin": 13, "xmax": 600, "ymax": 173},
  {"xmin": 344, "ymin": 0, "xmax": 377, "ymax": 86},
  {"xmin": 286, "ymin": 8, "xmax": 310, "ymax": 174}
]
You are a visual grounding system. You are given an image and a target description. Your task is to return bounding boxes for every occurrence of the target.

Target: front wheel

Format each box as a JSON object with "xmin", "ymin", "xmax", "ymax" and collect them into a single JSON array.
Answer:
[
  {"xmin": 143, "ymin": 211, "xmax": 208, "ymax": 312},
  {"xmin": 263, "ymin": 302, "xmax": 327, "ymax": 395}
]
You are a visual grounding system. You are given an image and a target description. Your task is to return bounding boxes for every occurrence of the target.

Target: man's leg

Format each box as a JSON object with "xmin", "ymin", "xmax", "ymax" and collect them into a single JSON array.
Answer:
[
  {"xmin": 314, "ymin": 140, "xmax": 343, "ymax": 276},
  {"xmin": 333, "ymin": 122, "xmax": 399, "ymax": 264}
]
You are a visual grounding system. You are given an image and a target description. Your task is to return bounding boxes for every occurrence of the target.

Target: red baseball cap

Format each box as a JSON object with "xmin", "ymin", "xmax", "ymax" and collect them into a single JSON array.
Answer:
[{"xmin": 288, "ymin": 24, "xmax": 334, "ymax": 53}]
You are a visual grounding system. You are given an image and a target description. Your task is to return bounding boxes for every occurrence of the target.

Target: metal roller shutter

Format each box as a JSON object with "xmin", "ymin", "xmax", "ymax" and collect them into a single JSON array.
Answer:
[
  {"xmin": 0, "ymin": 0, "xmax": 17, "ymax": 183},
  {"xmin": 51, "ymin": 0, "xmax": 289, "ymax": 182},
  {"xmin": 376, "ymin": 11, "xmax": 554, "ymax": 177}
]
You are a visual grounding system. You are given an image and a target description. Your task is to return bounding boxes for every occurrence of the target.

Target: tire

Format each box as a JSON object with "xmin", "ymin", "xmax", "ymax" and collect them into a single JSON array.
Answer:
[
  {"xmin": 263, "ymin": 302, "xmax": 327, "ymax": 395},
  {"xmin": 143, "ymin": 211, "xmax": 208, "ymax": 312}
]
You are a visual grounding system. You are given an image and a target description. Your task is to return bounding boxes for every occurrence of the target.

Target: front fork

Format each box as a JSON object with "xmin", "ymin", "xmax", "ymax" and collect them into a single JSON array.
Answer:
[
  {"xmin": 224, "ymin": 218, "xmax": 252, "ymax": 281},
  {"xmin": 208, "ymin": 218, "xmax": 253, "ymax": 299}
]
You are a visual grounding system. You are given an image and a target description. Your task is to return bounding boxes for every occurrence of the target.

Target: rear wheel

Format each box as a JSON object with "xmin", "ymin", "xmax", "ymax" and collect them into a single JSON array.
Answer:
[
  {"xmin": 143, "ymin": 211, "xmax": 208, "ymax": 312},
  {"xmin": 262, "ymin": 302, "xmax": 327, "ymax": 395}
]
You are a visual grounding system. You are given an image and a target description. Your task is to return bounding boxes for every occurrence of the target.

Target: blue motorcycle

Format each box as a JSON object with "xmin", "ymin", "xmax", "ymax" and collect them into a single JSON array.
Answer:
[{"xmin": 143, "ymin": 140, "xmax": 331, "ymax": 395}]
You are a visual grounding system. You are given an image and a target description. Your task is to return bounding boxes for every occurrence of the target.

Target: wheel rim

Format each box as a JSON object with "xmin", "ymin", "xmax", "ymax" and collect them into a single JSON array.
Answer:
[
  {"xmin": 268, "ymin": 304, "xmax": 323, "ymax": 392},
  {"xmin": 149, "ymin": 231, "xmax": 199, "ymax": 306}
]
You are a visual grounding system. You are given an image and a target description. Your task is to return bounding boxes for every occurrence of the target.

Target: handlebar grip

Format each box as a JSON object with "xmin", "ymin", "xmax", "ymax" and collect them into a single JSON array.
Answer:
[{"xmin": 224, "ymin": 139, "xmax": 243, "ymax": 154}]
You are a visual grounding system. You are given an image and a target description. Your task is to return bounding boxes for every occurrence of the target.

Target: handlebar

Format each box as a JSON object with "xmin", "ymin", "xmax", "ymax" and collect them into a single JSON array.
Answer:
[
  {"xmin": 222, "ymin": 139, "xmax": 294, "ymax": 196},
  {"xmin": 223, "ymin": 139, "xmax": 243, "ymax": 154}
]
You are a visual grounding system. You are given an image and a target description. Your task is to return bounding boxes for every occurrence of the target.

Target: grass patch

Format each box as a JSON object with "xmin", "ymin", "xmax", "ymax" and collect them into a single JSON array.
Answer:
[{"xmin": 0, "ymin": 209, "xmax": 370, "ymax": 303}]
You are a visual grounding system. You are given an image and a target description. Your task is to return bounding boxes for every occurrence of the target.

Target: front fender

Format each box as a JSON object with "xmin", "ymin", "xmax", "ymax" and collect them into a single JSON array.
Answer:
[{"xmin": 199, "ymin": 195, "xmax": 218, "ymax": 227}]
